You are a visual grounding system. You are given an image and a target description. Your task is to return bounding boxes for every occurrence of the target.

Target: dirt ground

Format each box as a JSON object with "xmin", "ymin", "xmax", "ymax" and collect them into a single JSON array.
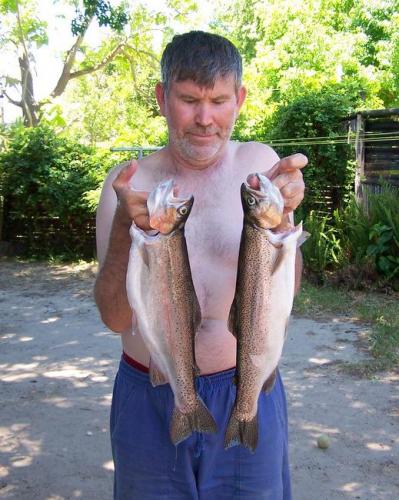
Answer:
[{"xmin": 0, "ymin": 260, "xmax": 398, "ymax": 500}]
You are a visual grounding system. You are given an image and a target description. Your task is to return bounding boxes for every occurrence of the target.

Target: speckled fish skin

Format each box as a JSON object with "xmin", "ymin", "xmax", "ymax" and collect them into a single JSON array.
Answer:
[
  {"xmin": 225, "ymin": 174, "xmax": 303, "ymax": 452},
  {"xmin": 126, "ymin": 179, "xmax": 217, "ymax": 445}
]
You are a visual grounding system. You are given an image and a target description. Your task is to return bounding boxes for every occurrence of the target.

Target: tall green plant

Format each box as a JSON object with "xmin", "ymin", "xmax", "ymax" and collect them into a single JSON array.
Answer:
[{"xmin": 301, "ymin": 210, "xmax": 344, "ymax": 280}]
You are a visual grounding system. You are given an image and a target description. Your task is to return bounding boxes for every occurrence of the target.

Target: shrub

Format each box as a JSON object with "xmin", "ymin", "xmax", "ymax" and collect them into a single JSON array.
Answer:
[
  {"xmin": 0, "ymin": 124, "xmax": 119, "ymax": 259},
  {"xmin": 264, "ymin": 88, "xmax": 357, "ymax": 216},
  {"xmin": 302, "ymin": 184, "xmax": 399, "ymax": 288}
]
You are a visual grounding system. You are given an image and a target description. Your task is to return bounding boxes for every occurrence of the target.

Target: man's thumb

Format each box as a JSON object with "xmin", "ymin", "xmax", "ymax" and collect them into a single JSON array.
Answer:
[{"xmin": 115, "ymin": 160, "xmax": 138, "ymax": 185}]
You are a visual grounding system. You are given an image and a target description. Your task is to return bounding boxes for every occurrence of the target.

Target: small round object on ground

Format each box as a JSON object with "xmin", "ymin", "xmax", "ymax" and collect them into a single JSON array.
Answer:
[{"xmin": 317, "ymin": 434, "xmax": 330, "ymax": 449}]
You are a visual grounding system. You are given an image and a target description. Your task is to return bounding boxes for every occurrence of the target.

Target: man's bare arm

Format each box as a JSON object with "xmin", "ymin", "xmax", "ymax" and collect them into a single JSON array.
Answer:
[
  {"xmin": 94, "ymin": 161, "xmax": 150, "ymax": 333},
  {"xmin": 94, "ymin": 205, "xmax": 133, "ymax": 333}
]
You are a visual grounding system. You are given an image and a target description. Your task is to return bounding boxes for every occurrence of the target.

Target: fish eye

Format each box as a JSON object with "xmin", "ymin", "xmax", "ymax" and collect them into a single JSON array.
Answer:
[
  {"xmin": 178, "ymin": 206, "xmax": 188, "ymax": 216},
  {"xmin": 247, "ymin": 196, "xmax": 256, "ymax": 206}
]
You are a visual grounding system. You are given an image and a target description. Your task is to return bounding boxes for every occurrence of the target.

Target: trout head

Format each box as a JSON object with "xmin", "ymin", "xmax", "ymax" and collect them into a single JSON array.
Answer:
[
  {"xmin": 147, "ymin": 179, "xmax": 194, "ymax": 234},
  {"xmin": 241, "ymin": 174, "xmax": 284, "ymax": 229}
]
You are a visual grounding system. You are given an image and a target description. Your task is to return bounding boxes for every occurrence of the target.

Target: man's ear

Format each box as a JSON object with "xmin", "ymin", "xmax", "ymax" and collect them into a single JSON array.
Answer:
[
  {"xmin": 155, "ymin": 82, "xmax": 166, "ymax": 116},
  {"xmin": 236, "ymin": 85, "xmax": 247, "ymax": 112}
]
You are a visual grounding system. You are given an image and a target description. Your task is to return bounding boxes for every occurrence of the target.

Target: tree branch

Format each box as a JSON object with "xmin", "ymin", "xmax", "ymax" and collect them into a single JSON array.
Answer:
[
  {"xmin": 123, "ymin": 44, "xmax": 160, "ymax": 64},
  {"xmin": 4, "ymin": 91, "xmax": 22, "ymax": 107},
  {"xmin": 68, "ymin": 42, "xmax": 125, "ymax": 80},
  {"xmin": 50, "ymin": 32, "xmax": 86, "ymax": 98}
]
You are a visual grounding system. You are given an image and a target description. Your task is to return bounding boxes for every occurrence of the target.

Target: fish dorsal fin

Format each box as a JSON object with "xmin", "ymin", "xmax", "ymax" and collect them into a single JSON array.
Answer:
[
  {"xmin": 149, "ymin": 358, "xmax": 168, "ymax": 387},
  {"xmin": 261, "ymin": 369, "xmax": 277, "ymax": 394}
]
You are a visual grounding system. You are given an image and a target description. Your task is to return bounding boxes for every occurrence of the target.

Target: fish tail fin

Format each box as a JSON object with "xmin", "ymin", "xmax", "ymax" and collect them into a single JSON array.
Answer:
[
  {"xmin": 224, "ymin": 411, "xmax": 258, "ymax": 452},
  {"xmin": 170, "ymin": 397, "xmax": 217, "ymax": 445}
]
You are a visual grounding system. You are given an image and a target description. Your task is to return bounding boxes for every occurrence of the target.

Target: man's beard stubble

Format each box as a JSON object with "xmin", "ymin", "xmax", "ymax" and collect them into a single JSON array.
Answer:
[{"xmin": 169, "ymin": 124, "xmax": 233, "ymax": 163}]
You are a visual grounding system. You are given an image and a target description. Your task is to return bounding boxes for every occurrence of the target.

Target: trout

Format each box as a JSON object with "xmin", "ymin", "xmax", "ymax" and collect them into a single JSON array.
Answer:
[
  {"xmin": 225, "ymin": 173, "xmax": 304, "ymax": 451},
  {"xmin": 126, "ymin": 179, "xmax": 217, "ymax": 445}
]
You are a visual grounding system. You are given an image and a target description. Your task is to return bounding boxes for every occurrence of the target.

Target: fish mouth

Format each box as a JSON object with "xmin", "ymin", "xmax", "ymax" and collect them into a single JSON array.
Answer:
[
  {"xmin": 242, "ymin": 173, "xmax": 285, "ymax": 229},
  {"xmin": 147, "ymin": 179, "xmax": 194, "ymax": 234},
  {"xmin": 244, "ymin": 173, "xmax": 274, "ymax": 200},
  {"xmin": 245, "ymin": 173, "xmax": 284, "ymax": 209},
  {"xmin": 147, "ymin": 179, "xmax": 189, "ymax": 213}
]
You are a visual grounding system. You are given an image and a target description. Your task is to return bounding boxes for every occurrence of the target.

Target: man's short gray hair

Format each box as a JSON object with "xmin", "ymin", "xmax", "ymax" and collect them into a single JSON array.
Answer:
[{"xmin": 161, "ymin": 31, "xmax": 242, "ymax": 93}]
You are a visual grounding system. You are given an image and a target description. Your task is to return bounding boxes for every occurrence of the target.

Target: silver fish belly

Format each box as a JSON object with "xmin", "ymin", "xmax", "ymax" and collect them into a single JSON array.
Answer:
[
  {"xmin": 126, "ymin": 180, "xmax": 217, "ymax": 445},
  {"xmin": 225, "ymin": 174, "xmax": 303, "ymax": 451}
]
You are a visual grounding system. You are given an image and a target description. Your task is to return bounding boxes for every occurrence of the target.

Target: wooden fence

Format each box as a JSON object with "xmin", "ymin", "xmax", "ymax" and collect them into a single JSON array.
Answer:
[{"xmin": 349, "ymin": 108, "xmax": 399, "ymax": 203}]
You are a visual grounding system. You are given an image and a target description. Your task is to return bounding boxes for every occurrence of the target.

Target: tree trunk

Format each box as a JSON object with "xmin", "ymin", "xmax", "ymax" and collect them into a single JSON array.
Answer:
[{"xmin": 19, "ymin": 52, "xmax": 40, "ymax": 127}]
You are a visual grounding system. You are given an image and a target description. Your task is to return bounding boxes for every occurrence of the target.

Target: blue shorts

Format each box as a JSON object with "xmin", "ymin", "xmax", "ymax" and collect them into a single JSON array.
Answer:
[{"xmin": 110, "ymin": 356, "xmax": 292, "ymax": 499}]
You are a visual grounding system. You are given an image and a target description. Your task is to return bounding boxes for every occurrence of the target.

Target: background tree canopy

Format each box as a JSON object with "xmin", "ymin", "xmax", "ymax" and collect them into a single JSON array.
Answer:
[{"xmin": 0, "ymin": 0, "xmax": 398, "ymax": 286}]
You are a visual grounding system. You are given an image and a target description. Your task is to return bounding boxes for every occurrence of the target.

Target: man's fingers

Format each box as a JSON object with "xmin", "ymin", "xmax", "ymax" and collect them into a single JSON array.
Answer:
[
  {"xmin": 267, "ymin": 153, "xmax": 308, "ymax": 181},
  {"xmin": 271, "ymin": 171, "xmax": 303, "ymax": 191},
  {"xmin": 135, "ymin": 214, "xmax": 152, "ymax": 231}
]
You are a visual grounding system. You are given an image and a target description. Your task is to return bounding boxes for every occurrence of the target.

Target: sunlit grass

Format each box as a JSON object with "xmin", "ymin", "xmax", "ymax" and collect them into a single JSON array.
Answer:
[{"xmin": 294, "ymin": 280, "xmax": 399, "ymax": 375}]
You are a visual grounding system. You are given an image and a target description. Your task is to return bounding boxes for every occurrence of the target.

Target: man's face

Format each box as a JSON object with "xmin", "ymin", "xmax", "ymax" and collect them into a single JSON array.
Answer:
[{"xmin": 156, "ymin": 74, "xmax": 246, "ymax": 166}]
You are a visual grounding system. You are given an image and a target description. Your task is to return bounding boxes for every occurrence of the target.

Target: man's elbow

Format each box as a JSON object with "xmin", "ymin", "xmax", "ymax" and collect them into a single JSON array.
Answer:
[
  {"xmin": 94, "ymin": 286, "xmax": 132, "ymax": 334},
  {"xmin": 97, "ymin": 310, "xmax": 131, "ymax": 334}
]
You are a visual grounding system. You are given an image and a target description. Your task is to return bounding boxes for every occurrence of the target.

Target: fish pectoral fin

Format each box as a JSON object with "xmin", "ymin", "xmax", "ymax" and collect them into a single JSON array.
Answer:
[
  {"xmin": 170, "ymin": 396, "xmax": 217, "ymax": 445},
  {"xmin": 149, "ymin": 359, "xmax": 168, "ymax": 387},
  {"xmin": 261, "ymin": 369, "xmax": 277, "ymax": 394},
  {"xmin": 271, "ymin": 246, "xmax": 285, "ymax": 275},
  {"xmin": 137, "ymin": 243, "xmax": 150, "ymax": 268},
  {"xmin": 227, "ymin": 297, "xmax": 239, "ymax": 338},
  {"xmin": 224, "ymin": 411, "xmax": 258, "ymax": 452}
]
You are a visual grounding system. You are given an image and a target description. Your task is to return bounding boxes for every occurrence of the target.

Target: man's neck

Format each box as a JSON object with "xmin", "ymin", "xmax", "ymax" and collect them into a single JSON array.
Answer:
[{"xmin": 163, "ymin": 144, "xmax": 229, "ymax": 176}]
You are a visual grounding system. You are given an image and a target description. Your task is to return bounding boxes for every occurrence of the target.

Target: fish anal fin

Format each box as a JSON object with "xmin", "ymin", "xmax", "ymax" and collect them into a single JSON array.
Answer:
[
  {"xmin": 224, "ymin": 411, "xmax": 258, "ymax": 452},
  {"xmin": 261, "ymin": 369, "xmax": 277, "ymax": 394},
  {"xmin": 149, "ymin": 359, "xmax": 168, "ymax": 387},
  {"xmin": 170, "ymin": 396, "xmax": 217, "ymax": 445}
]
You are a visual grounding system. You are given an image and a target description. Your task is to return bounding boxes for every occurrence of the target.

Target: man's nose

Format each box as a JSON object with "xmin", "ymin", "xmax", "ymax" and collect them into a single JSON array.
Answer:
[{"xmin": 195, "ymin": 103, "xmax": 213, "ymax": 128}]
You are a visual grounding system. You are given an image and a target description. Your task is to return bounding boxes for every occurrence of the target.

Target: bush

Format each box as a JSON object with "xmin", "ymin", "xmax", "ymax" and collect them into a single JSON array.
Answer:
[
  {"xmin": 302, "ymin": 184, "xmax": 399, "ymax": 289},
  {"xmin": 0, "ymin": 124, "xmax": 119, "ymax": 259},
  {"xmin": 264, "ymin": 88, "xmax": 357, "ymax": 216}
]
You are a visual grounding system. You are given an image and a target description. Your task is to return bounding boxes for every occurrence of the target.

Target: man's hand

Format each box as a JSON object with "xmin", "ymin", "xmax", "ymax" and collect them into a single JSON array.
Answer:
[
  {"xmin": 266, "ymin": 153, "xmax": 307, "ymax": 214},
  {"xmin": 112, "ymin": 160, "xmax": 152, "ymax": 230}
]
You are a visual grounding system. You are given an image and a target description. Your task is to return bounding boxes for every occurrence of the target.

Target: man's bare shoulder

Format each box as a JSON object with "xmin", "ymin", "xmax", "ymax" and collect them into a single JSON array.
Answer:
[
  {"xmin": 234, "ymin": 141, "xmax": 280, "ymax": 174},
  {"xmin": 102, "ymin": 148, "xmax": 167, "ymax": 189}
]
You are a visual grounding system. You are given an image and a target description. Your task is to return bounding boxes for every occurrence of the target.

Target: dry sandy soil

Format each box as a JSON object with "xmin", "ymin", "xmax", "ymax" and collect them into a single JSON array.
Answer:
[{"xmin": 0, "ymin": 260, "xmax": 398, "ymax": 499}]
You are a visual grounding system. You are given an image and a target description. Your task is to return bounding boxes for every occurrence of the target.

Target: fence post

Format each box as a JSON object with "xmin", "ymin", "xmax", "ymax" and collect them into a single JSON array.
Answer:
[{"xmin": 354, "ymin": 112, "xmax": 365, "ymax": 204}]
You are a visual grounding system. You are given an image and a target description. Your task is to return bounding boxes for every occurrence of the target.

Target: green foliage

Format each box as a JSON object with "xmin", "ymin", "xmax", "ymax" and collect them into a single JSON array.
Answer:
[
  {"xmin": 0, "ymin": 124, "xmax": 117, "ymax": 258},
  {"xmin": 301, "ymin": 211, "xmax": 344, "ymax": 280},
  {"xmin": 71, "ymin": 0, "xmax": 129, "ymax": 35},
  {"xmin": 302, "ymin": 185, "xmax": 399, "ymax": 288},
  {"xmin": 266, "ymin": 89, "xmax": 357, "ymax": 215}
]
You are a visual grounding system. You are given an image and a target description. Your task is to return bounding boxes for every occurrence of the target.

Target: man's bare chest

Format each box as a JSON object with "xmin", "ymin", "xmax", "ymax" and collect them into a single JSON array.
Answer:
[{"xmin": 178, "ymin": 172, "xmax": 244, "ymax": 264}]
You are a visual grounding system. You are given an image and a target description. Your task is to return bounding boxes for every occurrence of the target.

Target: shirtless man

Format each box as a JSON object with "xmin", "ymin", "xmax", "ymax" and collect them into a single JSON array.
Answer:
[{"xmin": 95, "ymin": 31, "xmax": 306, "ymax": 499}]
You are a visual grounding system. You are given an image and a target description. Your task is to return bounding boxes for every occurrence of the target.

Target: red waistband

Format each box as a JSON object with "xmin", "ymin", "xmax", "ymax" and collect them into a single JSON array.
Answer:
[
  {"xmin": 122, "ymin": 351, "xmax": 235, "ymax": 377},
  {"xmin": 122, "ymin": 351, "xmax": 149, "ymax": 373}
]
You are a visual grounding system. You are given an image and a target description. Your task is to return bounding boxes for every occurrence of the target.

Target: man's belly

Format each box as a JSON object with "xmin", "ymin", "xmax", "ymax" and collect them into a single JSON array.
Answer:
[{"xmin": 121, "ymin": 317, "xmax": 237, "ymax": 374}]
